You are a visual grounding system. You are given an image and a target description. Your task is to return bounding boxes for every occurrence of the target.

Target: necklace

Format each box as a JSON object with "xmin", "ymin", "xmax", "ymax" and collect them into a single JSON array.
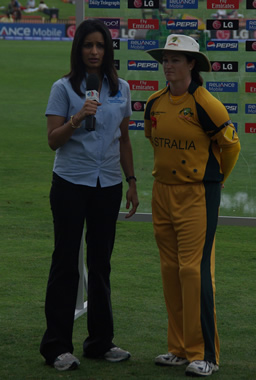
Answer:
[{"xmin": 169, "ymin": 91, "xmax": 188, "ymax": 104}]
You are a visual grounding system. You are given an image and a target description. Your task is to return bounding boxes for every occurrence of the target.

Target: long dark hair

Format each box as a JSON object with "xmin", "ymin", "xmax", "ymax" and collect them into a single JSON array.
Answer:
[
  {"xmin": 64, "ymin": 18, "xmax": 119, "ymax": 96},
  {"xmin": 185, "ymin": 54, "xmax": 204, "ymax": 86}
]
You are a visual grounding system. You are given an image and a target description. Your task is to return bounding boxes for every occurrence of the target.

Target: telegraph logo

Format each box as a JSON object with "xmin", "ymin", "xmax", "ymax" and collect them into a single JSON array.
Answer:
[
  {"xmin": 131, "ymin": 101, "xmax": 146, "ymax": 111},
  {"xmin": 166, "ymin": 19, "xmax": 198, "ymax": 29},
  {"xmin": 211, "ymin": 61, "xmax": 238, "ymax": 72},
  {"xmin": 89, "ymin": 0, "xmax": 120, "ymax": 8},
  {"xmin": 246, "ymin": 62, "xmax": 256, "ymax": 72},
  {"xmin": 207, "ymin": 40, "xmax": 238, "ymax": 50},
  {"xmin": 128, "ymin": 0, "xmax": 159, "ymax": 8},
  {"xmin": 206, "ymin": 19, "xmax": 239, "ymax": 30},
  {"xmin": 127, "ymin": 60, "xmax": 158, "ymax": 70},
  {"xmin": 246, "ymin": 40, "xmax": 256, "ymax": 51}
]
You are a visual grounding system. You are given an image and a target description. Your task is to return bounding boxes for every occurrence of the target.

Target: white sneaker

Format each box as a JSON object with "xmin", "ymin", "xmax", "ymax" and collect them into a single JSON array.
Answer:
[
  {"xmin": 53, "ymin": 352, "xmax": 80, "ymax": 371},
  {"xmin": 185, "ymin": 360, "xmax": 219, "ymax": 377},
  {"xmin": 104, "ymin": 347, "xmax": 131, "ymax": 362},
  {"xmin": 155, "ymin": 352, "xmax": 188, "ymax": 366}
]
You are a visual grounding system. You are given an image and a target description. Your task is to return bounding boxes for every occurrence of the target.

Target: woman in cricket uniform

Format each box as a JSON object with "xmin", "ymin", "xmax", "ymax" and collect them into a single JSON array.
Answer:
[{"xmin": 144, "ymin": 34, "xmax": 240, "ymax": 377}]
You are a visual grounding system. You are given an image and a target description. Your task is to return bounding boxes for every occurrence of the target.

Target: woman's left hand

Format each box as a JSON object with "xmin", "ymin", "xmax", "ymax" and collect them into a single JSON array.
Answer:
[{"xmin": 125, "ymin": 183, "xmax": 139, "ymax": 218}]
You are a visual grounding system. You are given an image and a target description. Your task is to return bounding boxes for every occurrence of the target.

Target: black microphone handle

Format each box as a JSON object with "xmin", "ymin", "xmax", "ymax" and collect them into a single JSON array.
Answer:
[{"xmin": 85, "ymin": 114, "xmax": 96, "ymax": 131}]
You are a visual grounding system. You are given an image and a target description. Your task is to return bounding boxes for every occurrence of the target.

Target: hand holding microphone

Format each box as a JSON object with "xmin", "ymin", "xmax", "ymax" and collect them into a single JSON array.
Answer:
[{"xmin": 85, "ymin": 73, "xmax": 100, "ymax": 131}]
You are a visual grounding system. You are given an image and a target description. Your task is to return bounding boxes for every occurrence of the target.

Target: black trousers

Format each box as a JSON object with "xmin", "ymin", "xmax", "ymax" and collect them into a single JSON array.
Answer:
[{"xmin": 40, "ymin": 173, "xmax": 122, "ymax": 364}]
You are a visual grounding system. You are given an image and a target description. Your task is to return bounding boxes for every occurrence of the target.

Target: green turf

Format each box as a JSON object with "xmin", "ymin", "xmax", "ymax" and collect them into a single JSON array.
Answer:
[
  {"xmin": 1, "ymin": 35, "xmax": 256, "ymax": 216},
  {"xmin": 1, "ymin": 11, "xmax": 256, "ymax": 378},
  {"xmin": 0, "ymin": 218, "xmax": 256, "ymax": 379}
]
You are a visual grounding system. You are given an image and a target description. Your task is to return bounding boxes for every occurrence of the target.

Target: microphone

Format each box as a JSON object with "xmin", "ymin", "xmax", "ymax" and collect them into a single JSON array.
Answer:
[{"xmin": 85, "ymin": 73, "xmax": 100, "ymax": 131}]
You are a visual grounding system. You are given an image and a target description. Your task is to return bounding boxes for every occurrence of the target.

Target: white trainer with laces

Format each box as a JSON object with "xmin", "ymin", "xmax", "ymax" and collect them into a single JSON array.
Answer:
[
  {"xmin": 155, "ymin": 352, "xmax": 189, "ymax": 366},
  {"xmin": 53, "ymin": 352, "xmax": 80, "ymax": 371},
  {"xmin": 104, "ymin": 347, "xmax": 131, "ymax": 362},
  {"xmin": 185, "ymin": 360, "xmax": 219, "ymax": 377}
]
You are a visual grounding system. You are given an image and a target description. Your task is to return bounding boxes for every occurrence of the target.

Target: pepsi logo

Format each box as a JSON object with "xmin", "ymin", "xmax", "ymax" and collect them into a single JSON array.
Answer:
[
  {"xmin": 246, "ymin": 62, "xmax": 255, "ymax": 70},
  {"xmin": 129, "ymin": 121, "xmax": 137, "ymax": 128},
  {"xmin": 207, "ymin": 41, "xmax": 215, "ymax": 48},
  {"xmin": 167, "ymin": 20, "xmax": 176, "ymax": 27},
  {"xmin": 128, "ymin": 61, "xmax": 137, "ymax": 67}
]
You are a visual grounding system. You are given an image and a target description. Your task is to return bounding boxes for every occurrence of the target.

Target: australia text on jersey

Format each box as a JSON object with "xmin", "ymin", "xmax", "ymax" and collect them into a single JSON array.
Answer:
[{"xmin": 151, "ymin": 137, "xmax": 196, "ymax": 150}]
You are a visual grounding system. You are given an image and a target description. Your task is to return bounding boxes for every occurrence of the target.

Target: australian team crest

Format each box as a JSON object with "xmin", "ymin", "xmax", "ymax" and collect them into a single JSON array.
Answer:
[{"xmin": 179, "ymin": 108, "xmax": 194, "ymax": 120}]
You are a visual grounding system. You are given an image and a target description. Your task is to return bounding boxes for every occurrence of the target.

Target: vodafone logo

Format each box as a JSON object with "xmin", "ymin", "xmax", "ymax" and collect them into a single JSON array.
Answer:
[
  {"xmin": 254, "ymin": 0, "xmax": 256, "ymax": 8},
  {"xmin": 213, "ymin": 20, "xmax": 222, "ymax": 30},
  {"xmin": 252, "ymin": 41, "xmax": 256, "ymax": 50},
  {"xmin": 66, "ymin": 25, "xmax": 76, "ymax": 38},
  {"xmin": 212, "ymin": 62, "xmax": 221, "ymax": 71}
]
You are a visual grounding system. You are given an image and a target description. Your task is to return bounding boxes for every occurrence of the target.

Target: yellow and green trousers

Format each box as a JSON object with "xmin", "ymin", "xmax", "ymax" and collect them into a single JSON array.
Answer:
[{"xmin": 152, "ymin": 180, "xmax": 220, "ymax": 365}]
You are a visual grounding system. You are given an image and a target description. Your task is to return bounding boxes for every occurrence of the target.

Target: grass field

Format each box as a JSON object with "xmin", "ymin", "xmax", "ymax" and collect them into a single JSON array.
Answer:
[
  {"xmin": 1, "ymin": 216, "xmax": 256, "ymax": 379},
  {"xmin": 0, "ymin": 4, "xmax": 256, "ymax": 379},
  {"xmin": 1, "ymin": 33, "xmax": 256, "ymax": 216}
]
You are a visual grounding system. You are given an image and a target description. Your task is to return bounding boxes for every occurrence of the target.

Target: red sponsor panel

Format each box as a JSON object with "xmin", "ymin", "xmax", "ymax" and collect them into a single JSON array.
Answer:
[
  {"xmin": 128, "ymin": 19, "xmax": 159, "ymax": 29},
  {"xmin": 245, "ymin": 82, "xmax": 256, "ymax": 92},
  {"xmin": 207, "ymin": 0, "xmax": 239, "ymax": 9},
  {"xmin": 128, "ymin": 80, "xmax": 158, "ymax": 91},
  {"xmin": 66, "ymin": 24, "xmax": 76, "ymax": 38},
  {"xmin": 216, "ymin": 30, "xmax": 231, "ymax": 39},
  {"xmin": 110, "ymin": 29, "xmax": 119, "ymax": 38},
  {"xmin": 245, "ymin": 123, "xmax": 256, "ymax": 133}
]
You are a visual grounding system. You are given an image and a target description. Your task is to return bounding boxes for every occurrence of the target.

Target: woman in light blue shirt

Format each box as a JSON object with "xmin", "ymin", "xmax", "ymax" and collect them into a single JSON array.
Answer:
[{"xmin": 40, "ymin": 18, "xmax": 139, "ymax": 371}]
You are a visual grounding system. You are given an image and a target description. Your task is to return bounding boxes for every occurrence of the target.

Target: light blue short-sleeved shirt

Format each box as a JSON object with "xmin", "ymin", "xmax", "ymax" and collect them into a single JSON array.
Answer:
[{"xmin": 46, "ymin": 75, "xmax": 132, "ymax": 187}]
